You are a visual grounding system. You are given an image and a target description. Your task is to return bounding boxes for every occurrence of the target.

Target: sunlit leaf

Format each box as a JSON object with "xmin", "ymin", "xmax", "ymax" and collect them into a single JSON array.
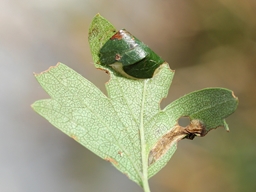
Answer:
[{"xmin": 32, "ymin": 14, "xmax": 238, "ymax": 189}]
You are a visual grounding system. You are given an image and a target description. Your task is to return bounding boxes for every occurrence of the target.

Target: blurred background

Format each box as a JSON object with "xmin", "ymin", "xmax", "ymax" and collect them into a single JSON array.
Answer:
[{"xmin": 1, "ymin": 0, "xmax": 255, "ymax": 191}]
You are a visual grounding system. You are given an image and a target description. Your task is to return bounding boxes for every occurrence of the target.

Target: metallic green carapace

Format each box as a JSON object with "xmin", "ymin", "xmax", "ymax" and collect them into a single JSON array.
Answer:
[{"xmin": 99, "ymin": 29, "xmax": 164, "ymax": 79}]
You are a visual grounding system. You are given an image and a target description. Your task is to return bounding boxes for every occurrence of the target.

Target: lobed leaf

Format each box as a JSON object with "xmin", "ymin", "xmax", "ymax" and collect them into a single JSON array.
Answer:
[{"xmin": 32, "ymin": 14, "xmax": 238, "ymax": 187}]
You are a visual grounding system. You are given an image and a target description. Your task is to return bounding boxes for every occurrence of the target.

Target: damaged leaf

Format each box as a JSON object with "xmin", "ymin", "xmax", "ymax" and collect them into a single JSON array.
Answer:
[
  {"xmin": 147, "ymin": 88, "xmax": 238, "ymax": 173},
  {"xmin": 99, "ymin": 29, "xmax": 164, "ymax": 79},
  {"xmin": 32, "ymin": 14, "xmax": 238, "ymax": 191}
]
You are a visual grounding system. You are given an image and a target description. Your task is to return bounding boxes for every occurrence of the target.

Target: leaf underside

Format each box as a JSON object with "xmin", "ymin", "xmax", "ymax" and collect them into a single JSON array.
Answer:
[{"xmin": 32, "ymin": 14, "xmax": 238, "ymax": 186}]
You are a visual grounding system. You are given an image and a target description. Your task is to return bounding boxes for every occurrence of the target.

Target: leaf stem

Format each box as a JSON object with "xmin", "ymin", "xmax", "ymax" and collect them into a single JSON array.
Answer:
[{"xmin": 140, "ymin": 81, "xmax": 151, "ymax": 192}]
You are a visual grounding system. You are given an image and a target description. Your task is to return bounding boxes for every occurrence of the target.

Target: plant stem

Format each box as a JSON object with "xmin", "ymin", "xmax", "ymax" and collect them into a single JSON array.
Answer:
[{"xmin": 140, "ymin": 81, "xmax": 151, "ymax": 192}]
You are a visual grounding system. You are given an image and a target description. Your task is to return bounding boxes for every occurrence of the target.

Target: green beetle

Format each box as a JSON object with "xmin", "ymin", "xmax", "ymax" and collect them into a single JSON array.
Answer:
[{"xmin": 99, "ymin": 29, "xmax": 164, "ymax": 79}]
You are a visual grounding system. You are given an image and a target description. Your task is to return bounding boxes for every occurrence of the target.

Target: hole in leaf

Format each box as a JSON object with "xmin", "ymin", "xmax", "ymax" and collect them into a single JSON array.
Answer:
[{"xmin": 178, "ymin": 116, "xmax": 191, "ymax": 127}]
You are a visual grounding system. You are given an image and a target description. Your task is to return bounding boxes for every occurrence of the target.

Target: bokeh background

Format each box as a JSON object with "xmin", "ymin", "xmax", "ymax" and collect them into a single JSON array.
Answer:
[{"xmin": 1, "ymin": 0, "xmax": 255, "ymax": 191}]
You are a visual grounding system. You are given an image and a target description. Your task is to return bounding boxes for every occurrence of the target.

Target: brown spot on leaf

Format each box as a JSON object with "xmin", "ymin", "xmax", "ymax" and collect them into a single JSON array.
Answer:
[
  {"xmin": 124, "ymin": 172, "xmax": 129, "ymax": 179},
  {"xmin": 88, "ymin": 27, "xmax": 99, "ymax": 41},
  {"xmin": 118, "ymin": 151, "xmax": 123, "ymax": 157},
  {"xmin": 110, "ymin": 31, "xmax": 123, "ymax": 40},
  {"xmin": 148, "ymin": 119, "xmax": 206, "ymax": 165},
  {"xmin": 70, "ymin": 134, "xmax": 78, "ymax": 141},
  {"xmin": 184, "ymin": 119, "xmax": 207, "ymax": 137},
  {"xmin": 105, "ymin": 157, "xmax": 118, "ymax": 165},
  {"xmin": 115, "ymin": 54, "xmax": 121, "ymax": 61}
]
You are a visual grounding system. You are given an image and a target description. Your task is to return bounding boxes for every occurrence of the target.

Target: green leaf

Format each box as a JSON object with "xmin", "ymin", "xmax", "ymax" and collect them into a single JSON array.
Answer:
[
  {"xmin": 147, "ymin": 88, "xmax": 238, "ymax": 176},
  {"xmin": 88, "ymin": 13, "xmax": 116, "ymax": 70},
  {"xmin": 32, "ymin": 14, "xmax": 238, "ymax": 190},
  {"xmin": 99, "ymin": 29, "xmax": 164, "ymax": 78},
  {"xmin": 32, "ymin": 62, "xmax": 175, "ymax": 187}
]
